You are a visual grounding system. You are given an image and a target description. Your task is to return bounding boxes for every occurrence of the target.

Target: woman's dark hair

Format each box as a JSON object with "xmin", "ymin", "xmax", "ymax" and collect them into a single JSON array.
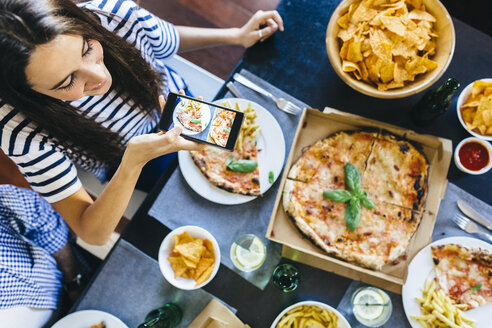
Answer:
[{"xmin": 0, "ymin": 0, "xmax": 163, "ymax": 169}]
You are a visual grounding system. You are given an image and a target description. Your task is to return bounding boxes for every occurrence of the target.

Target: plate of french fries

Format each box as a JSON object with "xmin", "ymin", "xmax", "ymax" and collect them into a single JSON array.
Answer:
[
  {"xmin": 270, "ymin": 301, "xmax": 351, "ymax": 328},
  {"xmin": 402, "ymin": 237, "xmax": 492, "ymax": 328}
]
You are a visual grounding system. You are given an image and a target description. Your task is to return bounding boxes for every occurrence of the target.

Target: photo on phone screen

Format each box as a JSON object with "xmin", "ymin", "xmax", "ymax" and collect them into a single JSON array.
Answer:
[{"xmin": 158, "ymin": 93, "xmax": 244, "ymax": 151}]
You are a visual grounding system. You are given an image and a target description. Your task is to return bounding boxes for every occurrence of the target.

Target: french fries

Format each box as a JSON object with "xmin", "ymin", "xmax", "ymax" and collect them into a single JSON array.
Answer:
[
  {"xmin": 411, "ymin": 278, "xmax": 475, "ymax": 328},
  {"xmin": 276, "ymin": 305, "xmax": 338, "ymax": 328},
  {"xmin": 222, "ymin": 101, "xmax": 260, "ymax": 154}
]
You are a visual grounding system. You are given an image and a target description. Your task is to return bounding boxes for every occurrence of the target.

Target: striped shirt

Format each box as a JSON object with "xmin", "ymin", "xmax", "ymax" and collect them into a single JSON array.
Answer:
[
  {"xmin": 0, "ymin": 185, "xmax": 68, "ymax": 310},
  {"xmin": 0, "ymin": 0, "xmax": 185, "ymax": 203}
]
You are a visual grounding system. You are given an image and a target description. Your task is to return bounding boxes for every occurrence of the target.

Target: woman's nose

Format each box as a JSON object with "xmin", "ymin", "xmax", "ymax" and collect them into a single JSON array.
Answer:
[{"xmin": 83, "ymin": 62, "xmax": 106, "ymax": 89}]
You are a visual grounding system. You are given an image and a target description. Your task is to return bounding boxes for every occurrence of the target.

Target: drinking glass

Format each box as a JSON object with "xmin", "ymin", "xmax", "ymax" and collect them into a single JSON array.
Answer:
[
  {"xmin": 137, "ymin": 303, "xmax": 183, "ymax": 328},
  {"xmin": 351, "ymin": 287, "xmax": 392, "ymax": 327},
  {"xmin": 272, "ymin": 263, "xmax": 299, "ymax": 292},
  {"xmin": 230, "ymin": 234, "xmax": 266, "ymax": 272}
]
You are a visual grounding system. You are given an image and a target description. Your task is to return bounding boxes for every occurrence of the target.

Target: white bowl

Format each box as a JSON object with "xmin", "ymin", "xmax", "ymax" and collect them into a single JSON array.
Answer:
[
  {"xmin": 270, "ymin": 301, "xmax": 351, "ymax": 328},
  {"xmin": 456, "ymin": 78, "xmax": 492, "ymax": 141},
  {"xmin": 454, "ymin": 137, "xmax": 492, "ymax": 175},
  {"xmin": 158, "ymin": 225, "xmax": 220, "ymax": 290}
]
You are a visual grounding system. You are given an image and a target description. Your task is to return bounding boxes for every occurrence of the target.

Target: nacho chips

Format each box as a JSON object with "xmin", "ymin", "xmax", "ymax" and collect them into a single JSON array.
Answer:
[
  {"xmin": 460, "ymin": 80, "xmax": 492, "ymax": 136},
  {"xmin": 336, "ymin": 0, "xmax": 438, "ymax": 91},
  {"xmin": 167, "ymin": 232, "xmax": 216, "ymax": 286}
]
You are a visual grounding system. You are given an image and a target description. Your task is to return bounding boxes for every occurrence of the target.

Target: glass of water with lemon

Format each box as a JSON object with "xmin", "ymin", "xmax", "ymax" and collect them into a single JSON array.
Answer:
[
  {"xmin": 351, "ymin": 287, "xmax": 392, "ymax": 327},
  {"xmin": 230, "ymin": 234, "xmax": 266, "ymax": 272}
]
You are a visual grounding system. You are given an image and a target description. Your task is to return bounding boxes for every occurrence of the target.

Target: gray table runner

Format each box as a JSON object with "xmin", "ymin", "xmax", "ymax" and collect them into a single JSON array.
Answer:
[
  {"xmin": 75, "ymin": 239, "xmax": 230, "ymax": 328},
  {"xmin": 148, "ymin": 69, "xmax": 309, "ymax": 289},
  {"xmin": 336, "ymin": 182, "xmax": 492, "ymax": 327}
]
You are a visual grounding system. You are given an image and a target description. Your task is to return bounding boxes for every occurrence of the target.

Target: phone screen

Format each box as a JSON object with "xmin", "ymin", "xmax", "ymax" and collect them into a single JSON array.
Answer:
[{"xmin": 158, "ymin": 93, "xmax": 244, "ymax": 151}]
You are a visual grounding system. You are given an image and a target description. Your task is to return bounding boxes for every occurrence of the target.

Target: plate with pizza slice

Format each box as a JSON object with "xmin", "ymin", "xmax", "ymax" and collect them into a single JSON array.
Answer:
[
  {"xmin": 178, "ymin": 98, "xmax": 285, "ymax": 205},
  {"xmin": 403, "ymin": 236, "xmax": 492, "ymax": 328}
]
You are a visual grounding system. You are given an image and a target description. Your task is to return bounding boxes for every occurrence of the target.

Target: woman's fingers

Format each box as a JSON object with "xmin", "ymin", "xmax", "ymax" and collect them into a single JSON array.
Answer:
[
  {"xmin": 159, "ymin": 95, "xmax": 166, "ymax": 112},
  {"xmin": 259, "ymin": 18, "xmax": 279, "ymax": 41},
  {"xmin": 255, "ymin": 10, "xmax": 284, "ymax": 32}
]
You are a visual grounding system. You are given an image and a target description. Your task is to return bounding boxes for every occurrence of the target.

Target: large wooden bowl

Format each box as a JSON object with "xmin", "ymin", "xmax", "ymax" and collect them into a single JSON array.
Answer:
[{"xmin": 326, "ymin": 0, "xmax": 455, "ymax": 99}]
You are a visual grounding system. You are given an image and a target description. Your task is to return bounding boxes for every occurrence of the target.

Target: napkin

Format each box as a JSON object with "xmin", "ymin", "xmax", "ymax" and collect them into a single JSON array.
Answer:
[{"xmin": 187, "ymin": 299, "xmax": 249, "ymax": 328}]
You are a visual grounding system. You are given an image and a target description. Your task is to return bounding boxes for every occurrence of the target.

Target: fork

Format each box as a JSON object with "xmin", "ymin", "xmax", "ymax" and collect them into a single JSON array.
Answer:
[
  {"xmin": 453, "ymin": 213, "xmax": 492, "ymax": 243},
  {"xmin": 233, "ymin": 73, "xmax": 302, "ymax": 115}
]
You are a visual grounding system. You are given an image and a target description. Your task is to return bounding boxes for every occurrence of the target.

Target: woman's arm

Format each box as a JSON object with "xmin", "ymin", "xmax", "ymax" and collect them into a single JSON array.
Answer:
[
  {"xmin": 177, "ymin": 10, "xmax": 284, "ymax": 52},
  {"xmin": 52, "ymin": 127, "xmax": 203, "ymax": 245}
]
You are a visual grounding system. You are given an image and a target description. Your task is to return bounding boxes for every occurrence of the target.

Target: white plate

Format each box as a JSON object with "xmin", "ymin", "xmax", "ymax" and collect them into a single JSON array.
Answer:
[
  {"xmin": 456, "ymin": 78, "xmax": 492, "ymax": 141},
  {"xmin": 270, "ymin": 301, "xmax": 351, "ymax": 328},
  {"xmin": 178, "ymin": 98, "xmax": 286, "ymax": 205},
  {"xmin": 402, "ymin": 236, "xmax": 492, "ymax": 328},
  {"xmin": 52, "ymin": 310, "xmax": 128, "ymax": 328},
  {"xmin": 158, "ymin": 225, "xmax": 221, "ymax": 290}
]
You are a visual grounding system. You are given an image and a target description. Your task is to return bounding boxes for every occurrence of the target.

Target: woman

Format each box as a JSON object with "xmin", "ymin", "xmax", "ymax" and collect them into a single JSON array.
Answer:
[{"xmin": 0, "ymin": 0, "xmax": 284, "ymax": 246}]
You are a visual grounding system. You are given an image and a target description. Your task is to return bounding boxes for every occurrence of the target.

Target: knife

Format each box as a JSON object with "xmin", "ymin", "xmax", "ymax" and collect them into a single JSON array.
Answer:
[
  {"xmin": 226, "ymin": 81, "xmax": 243, "ymax": 98},
  {"xmin": 457, "ymin": 200, "xmax": 492, "ymax": 231}
]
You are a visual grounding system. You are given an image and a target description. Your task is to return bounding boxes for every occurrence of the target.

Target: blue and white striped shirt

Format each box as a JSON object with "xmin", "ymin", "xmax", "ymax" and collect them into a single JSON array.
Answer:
[
  {"xmin": 0, "ymin": 0, "xmax": 184, "ymax": 203},
  {"xmin": 0, "ymin": 185, "xmax": 69, "ymax": 310}
]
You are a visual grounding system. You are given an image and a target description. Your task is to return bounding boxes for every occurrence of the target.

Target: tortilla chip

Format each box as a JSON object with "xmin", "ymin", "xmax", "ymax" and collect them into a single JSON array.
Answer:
[
  {"xmin": 195, "ymin": 265, "xmax": 214, "ymax": 286},
  {"xmin": 193, "ymin": 257, "xmax": 214, "ymax": 281},
  {"xmin": 168, "ymin": 256, "xmax": 188, "ymax": 278},
  {"xmin": 347, "ymin": 40, "xmax": 363, "ymax": 62},
  {"xmin": 175, "ymin": 239, "xmax": 204, "ymax": 264}
]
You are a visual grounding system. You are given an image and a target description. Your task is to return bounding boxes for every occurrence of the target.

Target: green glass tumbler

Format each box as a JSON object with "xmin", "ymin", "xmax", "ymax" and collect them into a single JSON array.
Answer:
[
  {"xmin": 137, "ymin": 303, "xmax": 183, "ymax": 328},
  {"xmin": 272, "ymin": 263, "xmax": 299, "ymax": 292}
]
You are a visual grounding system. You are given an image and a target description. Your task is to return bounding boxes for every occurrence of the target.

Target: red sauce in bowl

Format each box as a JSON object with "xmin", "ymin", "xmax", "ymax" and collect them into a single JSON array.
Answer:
[{"xmin": 458, "ymin": 141, "xmax": 490, "ymax": 171}]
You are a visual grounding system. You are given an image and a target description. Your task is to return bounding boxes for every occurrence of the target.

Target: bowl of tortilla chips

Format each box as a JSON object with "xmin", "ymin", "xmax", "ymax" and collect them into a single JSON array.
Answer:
[
  {"xmin": 326, "ymin": 0, "xmax": 455, "ymax": 98},
  {"xmin": 457, "ymin": 79, "xmax": 492, "ymax": 141},
  {"xmin": 158, "ymin": 225, "xmax": 220, "ymax": 290}
]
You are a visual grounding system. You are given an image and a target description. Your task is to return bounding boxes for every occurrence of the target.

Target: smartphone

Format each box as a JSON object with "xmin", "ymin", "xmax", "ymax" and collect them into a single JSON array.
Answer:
[{"xmin": 158, "ymin": 92, "xmax": 244, "ymax": 151}]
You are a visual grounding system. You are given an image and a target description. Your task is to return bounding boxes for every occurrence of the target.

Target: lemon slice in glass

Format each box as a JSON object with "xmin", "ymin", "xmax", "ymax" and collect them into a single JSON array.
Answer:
[
  {"xmin": 230, "ymin": 235, "xmax": 266, "ymax": 272},
  {"xmin": 353, "ymin": 289, "xmax": 385, "ymax": 320}
]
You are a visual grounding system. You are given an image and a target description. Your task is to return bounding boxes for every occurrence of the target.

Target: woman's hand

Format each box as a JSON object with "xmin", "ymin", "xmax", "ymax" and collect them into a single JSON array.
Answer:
[
  {"xmin": 238, "ymin": 10, "xmax": 284, "ymax": 48},
  {"xmin": 124, "ymin": 93, "xmax": 205, "ymax": 168}
]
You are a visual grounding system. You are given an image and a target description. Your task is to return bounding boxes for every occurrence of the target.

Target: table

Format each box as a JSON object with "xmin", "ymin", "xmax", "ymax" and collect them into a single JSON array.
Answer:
[{"xmin": 75, "ymin": 1, "xmax": 492, "ymax": 327}]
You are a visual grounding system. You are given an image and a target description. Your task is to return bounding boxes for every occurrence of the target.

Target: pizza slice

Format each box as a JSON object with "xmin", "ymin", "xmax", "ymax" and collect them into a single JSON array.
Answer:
[
  {"xmin": 283, "ymin": 178, "xmax": 422, "ymax": 270},
  {"xmin": 177, "ymin": 99, "xmax": 207, "ymax": 132},
  {"xmin": 431, "ymin": 244, "xmax": 492, "ymax": 310},
  {"xmin": 361, "ymin": 131, "xmax": 428, "ymax": 211},
  {"xmin": 208, "ymin": 108, "xmax": 236, "ymax": 147},
  {"xmin": 191, "ymin": 102, "xmax": 261, "ymax": 196},
  {"xmin": 288, "ymin": 130, "xmax": 378, "ymax": 186}
]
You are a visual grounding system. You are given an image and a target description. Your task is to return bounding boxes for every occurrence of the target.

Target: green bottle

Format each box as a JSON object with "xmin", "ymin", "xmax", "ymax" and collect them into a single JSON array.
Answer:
[
  {"xmin": 410, "ymin": 78, "xmax": 460, "ymax": 126},
  {"xmin": 138, "ymin": 303, "xmax": 182, "ymax": 328},
  {"xmin": 272, "ymin": 263, "xmax": 300, "ymax": 292}
]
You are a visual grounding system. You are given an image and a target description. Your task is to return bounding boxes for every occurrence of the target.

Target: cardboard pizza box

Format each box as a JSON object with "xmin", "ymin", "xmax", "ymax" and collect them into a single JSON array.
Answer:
[{"xmin": 266, "ymin": 107, "xmax": 452, "ymax": 294}]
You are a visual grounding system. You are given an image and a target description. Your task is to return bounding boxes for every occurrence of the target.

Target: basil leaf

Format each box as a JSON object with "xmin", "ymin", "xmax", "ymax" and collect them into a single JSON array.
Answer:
[
  {"xmin": 223, "ymin": 128, "xmax": 231, "ymax": 133},
  {"xmin": 471, "ymin": 284, "xmax": 482, "ymax": 292},
  {"xmin": 323, "ymin": 189, "xmax": 353, "ymax": 202},
  {"xmin": 226, "ymin": 159, "xmax": 257, "ymax": 173},
  {"xmin": 225, "ymin": 156, "xmax": 234, "ymax": 166},
  {"xmin": 190, "ymin": 118, "xmax": 201, "ymax": 123},
  {"xmin": 268, "ymin": 171, "xmax": 274, "ymax": 184},
  {"xmin": 345, "ymin": 198, "xmax": 361, "ymax": 231},
  {"xmin": 344, "ymin": 163, "xmax": 361, "ymax": 193},
  {"xmin": 361, "ymin": 195, "xmax": 375, "ymax": 209},
  {"xmin": 230, "ymin": 118, "xmax": 234, "ymax": 126}
]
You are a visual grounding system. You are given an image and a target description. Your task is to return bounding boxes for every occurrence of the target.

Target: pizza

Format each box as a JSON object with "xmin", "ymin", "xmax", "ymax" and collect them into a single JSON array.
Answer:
[
  {"xmin": 177, "ymin": 99, "xmax": 208, "ymax": 132},
  {"xmin": 208, "ymin": 108, "xmax": 236, "ymax": 147},
  {"xmin": 283, "ymin": 130, "xmax": 428, "ymax": 269},
  {"xmin": 431, "ymin": 244, "xmax": 492, "ymax": 310},
  {"xmin": 191, "ymin": 101, "xmax": 261, "ymax": 196}
]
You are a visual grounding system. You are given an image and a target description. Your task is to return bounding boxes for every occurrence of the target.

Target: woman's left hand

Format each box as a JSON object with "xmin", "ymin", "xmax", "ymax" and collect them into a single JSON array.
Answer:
[{"xmin": 238, "ymin": 10, "xmax": 284, "ymax": 48}]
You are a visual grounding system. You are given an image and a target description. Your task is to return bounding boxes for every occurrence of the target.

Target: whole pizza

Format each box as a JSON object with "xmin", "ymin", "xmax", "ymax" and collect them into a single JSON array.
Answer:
[{"xmin": 283, "ymin": 130, "xmax": 429, "ymax": 270}]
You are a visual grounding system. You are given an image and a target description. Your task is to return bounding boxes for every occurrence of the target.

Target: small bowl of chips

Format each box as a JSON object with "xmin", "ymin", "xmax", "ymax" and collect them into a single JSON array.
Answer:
[
  {"xmin": 326, "ymin": 0, "xmax": 455, "ymax": 98},
  {"xmin": 457, "ymin": 79, "xmax": 492, "ymax": 140},
  {"xmin": 158, "ymin": 225, "xmax": 220, "ymax": 290}
]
